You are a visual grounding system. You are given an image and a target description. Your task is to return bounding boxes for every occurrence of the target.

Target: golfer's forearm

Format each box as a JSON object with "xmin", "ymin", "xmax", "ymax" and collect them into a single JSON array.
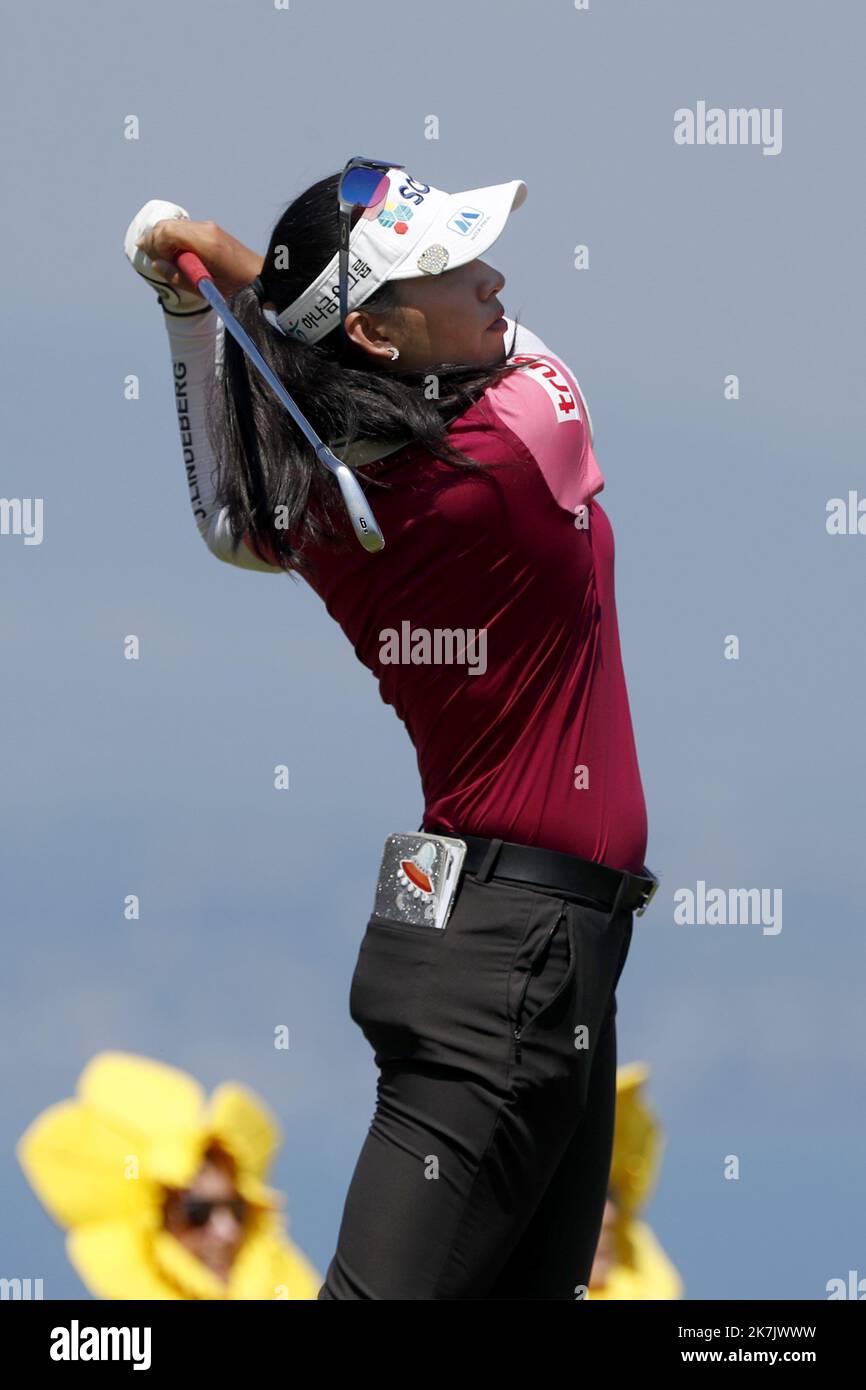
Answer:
[{"xmin": 159, "ymin": 305, "xmax": 285, "ymax": 573}]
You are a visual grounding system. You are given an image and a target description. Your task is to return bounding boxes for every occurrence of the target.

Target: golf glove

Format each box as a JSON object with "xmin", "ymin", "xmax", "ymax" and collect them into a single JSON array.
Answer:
[{"xmin": 123, "ymin": 199, "xmax": 207, "ymax": 315}]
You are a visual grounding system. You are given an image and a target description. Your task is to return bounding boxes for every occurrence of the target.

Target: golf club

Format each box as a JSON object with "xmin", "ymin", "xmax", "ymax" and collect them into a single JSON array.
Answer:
[{"xmin": 174, "ymin": 249, "xmax": 385, "ymax": 554}]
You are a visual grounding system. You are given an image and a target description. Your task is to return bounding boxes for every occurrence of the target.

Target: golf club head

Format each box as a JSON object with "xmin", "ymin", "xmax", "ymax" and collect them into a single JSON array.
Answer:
[{"xmin": 333, "ymin": 462, "xmax": 385, "ymax": 552}]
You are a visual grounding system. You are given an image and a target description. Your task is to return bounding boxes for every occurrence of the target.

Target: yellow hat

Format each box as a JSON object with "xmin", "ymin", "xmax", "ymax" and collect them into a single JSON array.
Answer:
[
  {"xmin": 608, "ymin": 1061, "xmax": 664, "ymax": 1215},
  {"xmin": 587, "ymin": 1219, "xmax": 683, "ymax": 1301},
  {"xmin": 587, "ymin": 1061, "xmax": 684, "ymax": 1300},
  {"xmin": 16, "ymin": 1051, "xmax": 321, "ymax": 1300}
]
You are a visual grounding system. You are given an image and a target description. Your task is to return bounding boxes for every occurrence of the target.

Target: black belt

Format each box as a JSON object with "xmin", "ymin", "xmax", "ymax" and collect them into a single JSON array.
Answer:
[{"xmin": 425, "ymin": 827, "xmax": 659, "ymax": 917}]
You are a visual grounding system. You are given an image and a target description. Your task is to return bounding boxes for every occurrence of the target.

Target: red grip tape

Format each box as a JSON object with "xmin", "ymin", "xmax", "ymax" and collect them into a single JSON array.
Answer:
[{"xmin": 176, "ymin": 250, "xmax": 211, "ymax": 288}]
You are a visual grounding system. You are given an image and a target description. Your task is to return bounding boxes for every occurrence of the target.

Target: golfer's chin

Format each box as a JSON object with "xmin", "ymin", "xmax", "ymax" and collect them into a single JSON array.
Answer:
[{"xmin": 477, "ymin": 333, "xmax": 509, "ymax": 367}]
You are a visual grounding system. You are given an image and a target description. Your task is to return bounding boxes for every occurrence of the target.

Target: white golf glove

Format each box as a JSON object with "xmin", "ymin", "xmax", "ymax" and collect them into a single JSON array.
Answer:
[{"xmin": 123, "ymin": 199, "xmax": 206, "ymax": 315}]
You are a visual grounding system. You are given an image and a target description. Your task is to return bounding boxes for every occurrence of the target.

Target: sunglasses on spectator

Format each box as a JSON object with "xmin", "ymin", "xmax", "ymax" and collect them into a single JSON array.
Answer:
[{"xmin": 175, "ymin": 1194, "xmax": 249, "ymax": 1228}]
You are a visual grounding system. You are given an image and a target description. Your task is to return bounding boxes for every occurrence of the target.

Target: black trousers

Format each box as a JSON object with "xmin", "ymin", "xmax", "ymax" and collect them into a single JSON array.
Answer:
[{"xmin": 318, "ymin": 866, "xmax": 634, "ymax": 1300}]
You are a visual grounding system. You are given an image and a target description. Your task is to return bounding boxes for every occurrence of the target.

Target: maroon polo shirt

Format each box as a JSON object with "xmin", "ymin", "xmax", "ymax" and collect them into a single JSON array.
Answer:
[{"xmin": 253, "ymin": 350, "xmax": 648, "ymax": 874}]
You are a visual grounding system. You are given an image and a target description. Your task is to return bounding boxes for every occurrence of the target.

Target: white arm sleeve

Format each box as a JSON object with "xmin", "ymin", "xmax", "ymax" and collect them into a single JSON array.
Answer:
[{"xmin": 160, "ymin": 305, "xmax": 286, "ymax": 573}]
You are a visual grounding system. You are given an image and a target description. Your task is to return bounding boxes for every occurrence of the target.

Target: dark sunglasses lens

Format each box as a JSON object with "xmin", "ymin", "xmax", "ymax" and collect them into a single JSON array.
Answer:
[
  {"xmin": 184, "ymin": 1198, "xmax": 212, "ymax": 1228},
  {"xmin": 181, "ymin": 1196, "xmax": 247, "ymax": 1227},
  {"xmin": 341, "ymin": 167, "xmax": 389, "ymax": 209}
]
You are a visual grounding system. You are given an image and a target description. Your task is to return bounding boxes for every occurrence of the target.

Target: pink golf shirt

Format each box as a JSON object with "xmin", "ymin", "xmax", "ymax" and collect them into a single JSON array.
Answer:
[{"xmin": 263, "ymin": 350, "xmax": 648, "ymax": 874}]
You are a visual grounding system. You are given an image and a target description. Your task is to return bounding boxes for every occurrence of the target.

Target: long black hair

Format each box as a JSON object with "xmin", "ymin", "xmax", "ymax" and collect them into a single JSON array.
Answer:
[{"xmin": 205, "ymin": 170, "xmax": 540, "ymax": 576}]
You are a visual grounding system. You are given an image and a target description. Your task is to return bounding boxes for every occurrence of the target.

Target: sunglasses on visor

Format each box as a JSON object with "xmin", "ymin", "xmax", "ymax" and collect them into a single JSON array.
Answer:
[{"xmin": 337, "ymin": 155, "xmax": 405, "ymax": 348}]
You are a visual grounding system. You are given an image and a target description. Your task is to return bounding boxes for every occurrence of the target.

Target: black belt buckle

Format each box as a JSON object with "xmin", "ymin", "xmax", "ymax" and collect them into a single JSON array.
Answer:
[{"xmin": 635, "ymin": 870, "xmax": 659, "ymax": 917}]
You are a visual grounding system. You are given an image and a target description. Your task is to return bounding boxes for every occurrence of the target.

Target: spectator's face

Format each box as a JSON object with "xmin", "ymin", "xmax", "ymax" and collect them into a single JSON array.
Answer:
[{"xmin": 162, "ymin": 1148, "xmax": 249, "ymax": 1282}]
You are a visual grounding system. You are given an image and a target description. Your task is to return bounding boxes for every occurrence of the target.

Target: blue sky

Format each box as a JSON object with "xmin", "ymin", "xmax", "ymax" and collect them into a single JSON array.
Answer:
[{"xmin": 2, "ymin": 0, "xmax": 864, "ymax": 1300}]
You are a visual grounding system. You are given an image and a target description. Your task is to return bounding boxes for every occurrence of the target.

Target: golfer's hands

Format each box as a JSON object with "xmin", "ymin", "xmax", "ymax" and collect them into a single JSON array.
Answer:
[{"xmin": 124, "ymin": 199, "xmax": 264, "ymax": 313}]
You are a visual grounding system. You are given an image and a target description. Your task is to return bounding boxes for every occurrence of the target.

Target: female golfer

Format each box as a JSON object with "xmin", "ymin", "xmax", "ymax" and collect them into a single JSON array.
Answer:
[{"xmin": 126, "ymin": 160, "xmax": 658, "ymax": 1301}]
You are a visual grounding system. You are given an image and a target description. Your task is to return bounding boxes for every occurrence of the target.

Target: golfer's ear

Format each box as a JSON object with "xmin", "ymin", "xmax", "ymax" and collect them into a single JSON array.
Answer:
[{"xmin": 343, "ymin": 310, "xmax": 392, "ymax": 359}]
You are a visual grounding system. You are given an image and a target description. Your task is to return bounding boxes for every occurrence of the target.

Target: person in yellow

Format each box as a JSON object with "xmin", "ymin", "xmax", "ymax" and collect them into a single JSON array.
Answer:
[
  {"xmin": 16, "ymin": 1051, "xmax": 321, "ymax": 1300},
  {"xmin": 587, "ymin": 1062, "xmax": 683, "ymax": 1299}
]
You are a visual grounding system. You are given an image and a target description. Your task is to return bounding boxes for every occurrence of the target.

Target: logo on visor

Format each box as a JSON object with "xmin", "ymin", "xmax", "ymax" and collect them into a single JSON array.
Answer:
[
  {"xmin": 377, "ymin": 200, "xmax": 414, "ymax": 235},
  {"xmin": 447, "ymin": 206, "xmax": 485, "ymax": 236},
  {"xmin": 416, "ymin": 244, "xmax": 450, "ymax": 274}
]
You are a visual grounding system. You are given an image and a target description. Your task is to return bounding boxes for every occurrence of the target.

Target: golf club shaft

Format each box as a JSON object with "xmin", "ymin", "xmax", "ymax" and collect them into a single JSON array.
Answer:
[{"xmin": 174, "ymin": 251, "xmax": 384, "ymax": 553}]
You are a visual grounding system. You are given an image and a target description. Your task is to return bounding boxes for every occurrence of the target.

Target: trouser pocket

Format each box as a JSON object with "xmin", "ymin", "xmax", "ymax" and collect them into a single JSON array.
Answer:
[
  {"xmin": 349, "ymin": 915, "xmax": 446, "ymax": 1060},
  {"xmin": 508, "ymin": 902, "xmax": 574, "ymax": 1064}
]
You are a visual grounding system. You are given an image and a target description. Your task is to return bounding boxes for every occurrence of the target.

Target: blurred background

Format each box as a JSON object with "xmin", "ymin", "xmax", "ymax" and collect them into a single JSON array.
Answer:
[{"xmin": 1, "ymin": 0, "xmax": 863, "ymax": 1298}]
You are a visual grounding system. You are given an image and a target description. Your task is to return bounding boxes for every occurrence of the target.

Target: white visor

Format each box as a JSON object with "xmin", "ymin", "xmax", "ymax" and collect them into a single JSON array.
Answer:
[{"xmin": 268, "ymin": 168, "xmax": 527, "ymax": 345}]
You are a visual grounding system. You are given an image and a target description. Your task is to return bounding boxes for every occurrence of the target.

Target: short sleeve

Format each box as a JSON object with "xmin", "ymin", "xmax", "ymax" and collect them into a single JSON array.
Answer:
[{"xmin": 485, "ymin": 349, "xmax": 604, "ymax": 515}]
